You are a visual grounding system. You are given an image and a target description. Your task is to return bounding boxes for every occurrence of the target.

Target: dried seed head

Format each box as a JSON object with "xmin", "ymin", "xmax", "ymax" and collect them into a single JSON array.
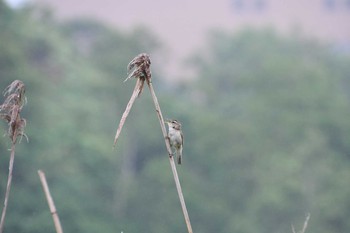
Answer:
[
  {"xmin": 124, "ymin": 53, "xmax": 151, "ymax": 82},
  {"xmin": 0, "ymin": 80, "xmax": 27, "ymax": 143}
]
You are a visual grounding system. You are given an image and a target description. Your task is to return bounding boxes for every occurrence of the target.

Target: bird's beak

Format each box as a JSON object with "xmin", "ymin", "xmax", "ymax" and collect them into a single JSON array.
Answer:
[{"xmin": 164, "ymin": 119, "xmax": 170, "ymax": 123}]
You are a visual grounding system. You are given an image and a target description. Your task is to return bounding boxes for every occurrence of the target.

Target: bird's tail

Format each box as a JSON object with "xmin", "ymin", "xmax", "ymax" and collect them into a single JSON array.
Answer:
[{"xmin": 177, "ymin": 148, "xmax": 182, "ymax": 165}]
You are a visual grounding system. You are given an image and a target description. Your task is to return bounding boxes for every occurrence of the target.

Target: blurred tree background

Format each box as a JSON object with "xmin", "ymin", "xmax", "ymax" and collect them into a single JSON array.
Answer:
[{"xmin": 1, "ymin": 0, "xmax": 350, "ymax": 233}]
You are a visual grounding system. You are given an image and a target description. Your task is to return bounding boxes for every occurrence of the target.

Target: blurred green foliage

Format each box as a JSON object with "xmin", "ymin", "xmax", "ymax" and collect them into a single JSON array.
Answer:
[{"xmin": 1, "ymin": 1, "xmax": 350, "ymax": 233}]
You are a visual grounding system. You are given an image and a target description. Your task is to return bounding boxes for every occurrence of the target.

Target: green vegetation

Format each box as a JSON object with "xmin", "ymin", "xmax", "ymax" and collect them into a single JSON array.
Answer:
[{"xmin": 1, "ymin": 1, "xmax": 350, "ymax": 233}]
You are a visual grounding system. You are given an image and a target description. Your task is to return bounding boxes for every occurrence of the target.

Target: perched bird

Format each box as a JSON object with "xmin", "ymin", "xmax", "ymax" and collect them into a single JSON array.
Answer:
[{"xmin": 165, "ymin": 119, "xmax": 184, "ymax": 165}]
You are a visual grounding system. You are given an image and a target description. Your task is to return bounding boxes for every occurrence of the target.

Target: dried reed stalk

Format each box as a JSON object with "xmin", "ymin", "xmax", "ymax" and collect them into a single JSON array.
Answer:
[
  {"xmin": 146, "ymin": 77, "xmax": 193, "ymax": 233},
  {"xmin": 113, "ymin": 53, "xmax": 150, "ymax": 146},
  {"xmin": 292, "ymin": 213, "xmax": 310, "ymax": 233},
  {"xmin": 38, "ymin": 170, "xmax": 64, "ymax": 233},
  {"xmin": 0, "ymin": 80, "xmax": 27, "ymax": 233},
  {"xmin": 114, "ymin": 54, "xmax": 193, "ymax": 233}
]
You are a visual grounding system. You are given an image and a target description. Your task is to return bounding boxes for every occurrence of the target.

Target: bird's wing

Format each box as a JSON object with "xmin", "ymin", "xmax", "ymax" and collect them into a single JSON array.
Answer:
[{"xmin": 181, "ymin": 131, "xmax": 184, "ymax": 146}]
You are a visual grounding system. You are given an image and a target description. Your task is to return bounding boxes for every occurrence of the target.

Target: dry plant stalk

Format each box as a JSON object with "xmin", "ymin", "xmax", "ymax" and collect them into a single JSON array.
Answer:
[
  {"xmin": 114, "ymin": 54, "xmax": 193, "ymax": 233},
  {"xmin": 38, "ymin": 170, "xmax": 64, "ymax": 233},
  {"xmin": 0, "ymin": 80, "xmax": 27, "ymax": 233},
  {"xmin": 113, "ymin": 53, "xmax": 151, "ymax": 146},
  {"xmin": 292, "ymin": 213, "xmax": 310, "ymax": 233},
  {"xmin": 145, "ymin": 78, "xmax": 193, "ymax": 233}
]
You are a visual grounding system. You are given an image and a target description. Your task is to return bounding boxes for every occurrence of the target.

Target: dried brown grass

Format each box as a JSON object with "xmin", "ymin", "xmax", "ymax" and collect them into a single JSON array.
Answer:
[
  {"xmin": 38, "ymin": 170, "xmax": 64, "ymax": 233},
  {"xmin": 0, "ymin": 80, "xmax": 27, "ymax": 233},
  {"xmin": 292, "ymin": 213, "xmax": 311, "ymax": 233},
  {"xmin": 113, "ymin": 54, "xmax": 193, "ymax": 233},
  {"xmin": 113, "ymin": 53, "xmax": 151, "ymax": 146}
]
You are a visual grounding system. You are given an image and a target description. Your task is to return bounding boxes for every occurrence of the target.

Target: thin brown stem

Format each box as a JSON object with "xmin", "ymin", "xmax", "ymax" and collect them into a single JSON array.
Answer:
[
  {"xmin": 113, "ymin": 78, "xmax": 144, "ymax": 146},
  {"xmin": 146, "ymin": 79, "xmax": 193, "ymax": 233},
  {"xmin": 38, "ymin": 170, "xmax": 64, "ymax": 233},
  {"xmin": 0, "ymin": 143, "xmax": 16, "ymax": 233},
  {"xmin": 300, "ymin": 213, "xmax": 310, "ymax": 233},
  {"xmin": 291, "ymin": 213, "xmax": 310, "ymax": 233}
]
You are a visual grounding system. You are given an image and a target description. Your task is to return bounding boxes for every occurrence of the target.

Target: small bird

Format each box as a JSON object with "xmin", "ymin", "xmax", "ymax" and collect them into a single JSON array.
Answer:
[{"xmin": 165, "ymin": 119, "xmax": 184, "ymax": 165}]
